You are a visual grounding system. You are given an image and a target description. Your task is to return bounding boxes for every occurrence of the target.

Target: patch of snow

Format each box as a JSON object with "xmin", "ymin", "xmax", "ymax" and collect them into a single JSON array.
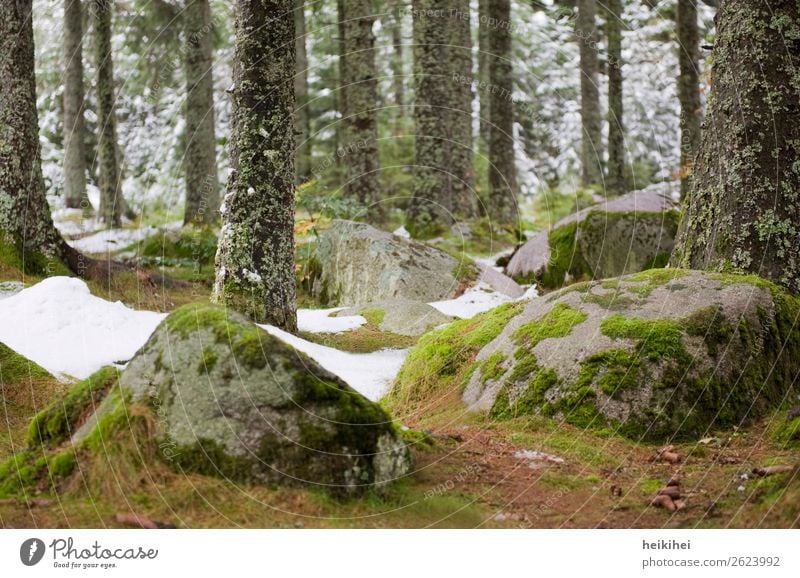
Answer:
[
  {"xmin": 519, "ymin": 285, "xmax": 539, "ymax": 301},
  {"xmin": 297, "ymin": 308, "xmax": 367, "ymax": 334},
  {"xmin": 259, "ymin": 324, "xmax": 408, "ymax": 401},
  {"xmin": 429, "ymin": 282, "xmax": 515, "ymax": 319},
  {"xmin": 0, "ymin": 277, "xmax": 166, "ymax": 380},
  {"xmin": 392, "ymin": 225, "xmax": 411, "ymax": 239},
  {"xmin": 68, "ymin": 221, "xmax": 182, "ymax": 254}
]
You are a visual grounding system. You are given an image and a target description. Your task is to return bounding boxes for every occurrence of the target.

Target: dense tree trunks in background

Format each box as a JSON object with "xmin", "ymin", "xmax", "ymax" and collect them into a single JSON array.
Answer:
[
  {"xmin": 605, "ymin": 0, "xmax": 625, "ymax": 195},
  {"xmin": 294, "ymin": 0, "xmax": 312, "ymax": 183},
  {"xmin": 673, "ymin": 0, "xmax": 800, "ymax": 294},
  {"xmin": 92, "ymin": 0, "xmax": 123, "ymax": 227},
  {"xmin": 213, "ymin": 0, "xmax": 298, "ymax": 331},
  {"xmin": 339, "ymin": 0, "xmax": 381, "ymax": 219},
  {"xmin": 407, "ymin": 0, "xmax": 476, "ymax": 236},
  {"xmin": 183, "ymin": 0, "xmax": 219, "ymax": 226},
  {"xmin": 487, "ymin": 0, "xmax": 517, "ymax": 225},
  {"xmin": 676, "ymin": 0, "xmax": 701, "ymax": 197},
  {"xmin": 390, "ymin": 0, "xmax": 405, "ymax": 133},
  {"xmin": 577, "ymin": 0, "xmax": 602, "ymax": 187},
  {"xmin": 477, "ymin": 0, "xmax": 490, "ymax": 148},
  {"xmin": 63, "ymin": 0, "xmax": 90, "ymax": 212},
  {"xmin": 0, "ymin": 0, "xmax": 67, "ymax": 269}
]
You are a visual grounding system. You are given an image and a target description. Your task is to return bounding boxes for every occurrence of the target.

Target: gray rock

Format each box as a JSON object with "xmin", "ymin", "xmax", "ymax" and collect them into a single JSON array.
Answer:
[
  {"xmin": 312, "ymin": 220, "xmax": 471, "ymax": 306},
  {"xmin": 506, "ymin": 185, "xmax": 680, "ymax": 288},
  {"xmin": 106, "ymin": 304, "xmax": 411, "ymax": 493},
  {"xmin": 460, "ymin": 270, "xmax": 800, "ymax": 440},
  {"xmin": 339, "ymin": 299, "xmax": 454, "ymax": 337}
]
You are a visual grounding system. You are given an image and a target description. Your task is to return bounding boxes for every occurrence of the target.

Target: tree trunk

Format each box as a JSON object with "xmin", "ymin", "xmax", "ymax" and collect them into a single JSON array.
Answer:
[
  {"xmin": 63, "ymin": 0, "xmax": 91, "ymax": 213},
  {"xmin": 478, "ymin": 0, "xmax": 490, "ymax": 149},
  {"xmin": 390, "ymin": 0, "xmax": 405, "ymax": 133},
  {"xmin": 577, "ymin": 0, "xmax": 602, "ymax": 187},
  {"xmin": 213, "ymin": 0, "xmax": 298, "ymax": 331},
  {"xmin": 407, "ymin": 0, "xmax": 475, "ymax": 237},
  {"xmin": 487, "ymin": 0, "xmax": 517, "ymax": 225},
  {"xmin": 294, "ymin": 0, "xmax": 312, "ymax": 183},
  {"xmin": 676, "ymin": 0, "xmax": 701, "ymax": 197},
  {"xmin": 672, "ymin": 0, "xmax": 800, "ymax": 294},
  {"xmin": 183, "ymin": 0, "xmax": 219, "ymax": 226},
  {"xmin": 0, "ymin": 0, "xmax": 104, "ymax": 280},
  {"xmin": 605, "ymin": 0, "xmax": 625, "ymax": 195},
  {"xmin": 92, "ymin": 0, "xmax": 123, "ymax": 227},
  {"xmin": 340, "ymin": 0, "xmax": 381, "ymax": 219}
]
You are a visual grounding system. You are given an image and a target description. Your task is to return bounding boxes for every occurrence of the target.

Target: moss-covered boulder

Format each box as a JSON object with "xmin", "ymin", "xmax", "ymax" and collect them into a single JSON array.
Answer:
[
  {"xmin": 506, "ymin": 185, "xmax": 679, "ymax": 289},
  {"xmin": 311, "ymin": 220, "xmax": 479, "ymax": 306},
  {"xmin": 391, "ymin": 269, "xmax": 800, "ymax": 441},
  {"xmin": 139, "ymin": 226, "xmax": 218, "ymax": 267},
  {"xmin": 338, "ymin": 299, "xmax": 453, "ymax": 337},
  {"xmin": 12, "ymin": 305, "xmax": 412, "ymax": 496}
]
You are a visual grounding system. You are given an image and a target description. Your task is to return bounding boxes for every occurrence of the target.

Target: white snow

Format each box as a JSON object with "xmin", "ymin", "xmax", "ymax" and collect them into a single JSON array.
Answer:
[
  {"xmin": 471, "ymin": 248, "xmax": 514, "ymax": 273},
  {"xmin": 297, "ymin": 307, "xmax": 367, "ymax": 334},
  {"xmin": 67, "ymin": 221, "xmax": 182, "ymax": 254},
  {"xmin": 259, "ymin": 324, "xmax": 408, "ymax": 401},
  {"xmin": 392, "ymin": 225, "xmax": 411, "ymax": 239},
  {"xmin": 429, "ymin": 282, "xmax": 515, "ymax": 319},
  {"xmin": 0, "ymin": 277, "xmax": 166, "ymax": 380}
]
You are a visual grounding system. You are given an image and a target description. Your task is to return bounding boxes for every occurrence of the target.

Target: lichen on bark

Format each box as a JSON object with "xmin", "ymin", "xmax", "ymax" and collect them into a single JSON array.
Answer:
[
  {"xmin": 212, "ymin": 0, "xmax": 298, "ymax": 331},
  {"xmin": 672, "ymin": 0, "xmax": 800, "ymax": 294}
]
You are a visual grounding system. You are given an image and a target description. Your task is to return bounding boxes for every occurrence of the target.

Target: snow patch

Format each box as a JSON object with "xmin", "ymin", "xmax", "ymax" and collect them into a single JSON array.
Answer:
[
  {"xmin": 297, "ymin": 308, "xmax": 367, "ymax": 334},
  {"xmin": 68, "ymin": 221, "xmax": 182, "ymax": 254},
  {"xmin": 259, "ymin": 324, "xmax": 408, "ymax": 401},
  {"xmin": 429, "ymin": 283, "xmax": 515, "ymax": 319},
  {"xmin": 0, "ymin": 277, "xmax": 166, "ymax": 380}
]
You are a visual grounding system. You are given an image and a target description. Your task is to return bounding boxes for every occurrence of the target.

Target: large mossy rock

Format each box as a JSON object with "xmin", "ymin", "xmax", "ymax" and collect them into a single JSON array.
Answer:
[
  {"xmin": 390, "ymin": 270, "xmax": 800, "ymax": 441},
  {"xmin": 14, "ymin": 305, "xmax": 411, "ymax": 496},
  {"xmin": 506, "ymin": 185, "xmax": 680, "ymax": 289},
  {"xmin": 311, "ymin": 220, "xmax": 477, "ymax": 306}
]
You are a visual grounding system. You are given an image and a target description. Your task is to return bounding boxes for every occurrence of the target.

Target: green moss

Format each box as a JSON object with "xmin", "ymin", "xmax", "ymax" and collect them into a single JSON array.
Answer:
[
  {"xmin": 627, "ymin": 267, "xmax": 690, "ymax": 284},
  {"xmin": 513, "ymin": 303, "xmax": 588, "ymax": 347},
  {"xmin": 540, "ymin": 222, "xmax": 593, "ymax": 289},
  {"xmin": 581, "ymin": 291, "xmax": 634, "ymax": 310},
  {"xmin": 0, "ymin": 236, "xmax": 70, "ymax": 278},
  {"xmin": 359, "ymin": 307, "xmax": 385, "ymax": 326},
  {"xmin": 600, "ymin": 315, "xmax": 689, "ymax": 363},
  {"xmin": 479, "ymin": 352, "xmax": 506, "ymax": 384},
  {"xmin": 199, "ymin": 347, "xmax": 218, "ymax": 372},
  {"xmin": 0, "ymin": 343, "xmax": 51, "ymax": 385},
  {"xmin": 684, "ymin": 304, "xmax": 733, "ymax": 356},
  {"xmin": 385, "ymin": 302, "xmax": 525, "ymax": 411},
  {"xmin": 27, "ymin": 366, "xmax": 119, "ymax": 448},
  {"xmin": 773, "ymin": 414, "xmax": 800, "ymax": 447}
]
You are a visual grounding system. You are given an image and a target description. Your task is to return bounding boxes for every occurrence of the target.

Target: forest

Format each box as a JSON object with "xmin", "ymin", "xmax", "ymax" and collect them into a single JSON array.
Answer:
[{"xmin": 0, "ymin": 0, "xmax": 798, "ymax": 530}]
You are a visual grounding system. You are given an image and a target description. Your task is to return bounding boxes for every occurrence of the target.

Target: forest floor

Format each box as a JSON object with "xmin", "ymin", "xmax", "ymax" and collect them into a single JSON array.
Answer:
[{"xmin": 1, "ymin": 217, "xmax": 798, "ymax": 529}]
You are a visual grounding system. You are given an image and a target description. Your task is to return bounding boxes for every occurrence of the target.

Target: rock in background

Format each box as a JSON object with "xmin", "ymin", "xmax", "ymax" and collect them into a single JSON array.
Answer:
[{"xmin": 506, "ymin": 185, "xmax": 680, "ymax": 289}]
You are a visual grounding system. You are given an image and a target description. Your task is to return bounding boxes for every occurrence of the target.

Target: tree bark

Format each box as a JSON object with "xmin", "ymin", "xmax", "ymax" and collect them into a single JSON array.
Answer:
[
  {"xmin": 478, "ymin": 0, "xmax": 490, "ymax": 149},
  {"xmin": 0, "ymin": 0, "xmax": 107, "ymax": 280},
  {"xmin": 672, "ymin": 0, "xmax": 800, "ymax": 294},
  {"xmin": 294, "ymin": 0, "xmax": 312, "ymax": 183},
  {"xmin": 390, "ymin": 0, "xmax": 405, "ymax": 133},
  {"xmin": 605, "ymin": 0, "xmax": 625, "ymax": 195},
  {"xmin": 92, "ymin": 0, "xmax": 124, "ymax": 227},
  {"xmin": 213, "ymin": 0, "xmax": 298, "ymax": 331},
  {"xmin": 183, "ymin": 0, "xmax": 219, "ymax": 226},
  {"xmin": 63, "ymin": 0, "xmax": 91, "ymax": 212},
  {"xmin": 577, "ymin": 0, "xmax": 602, "ymax": 187},
  {"xmin": 339, "ymin": 0, "xmax": 381, "ymax": 219},
  {"xmin": 487, "ymin": 0, "xmax": 517, "ymax": 225},
  {"xmin": 676, "ymin": 0, "xmax": 701, "ymax": 197},
  {"xmin": 407, "ymin": 0, "xmax": 476, "ymax": 236}
]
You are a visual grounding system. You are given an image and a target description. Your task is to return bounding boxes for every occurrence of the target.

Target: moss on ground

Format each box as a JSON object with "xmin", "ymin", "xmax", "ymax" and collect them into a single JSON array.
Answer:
[
  {"xmin": 27, "ymin": 366, "xmax": 119, "ymax": 448},
  {"xmin": 138, "ymin": 227, "xmax": 218, "ymax": 267}
]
